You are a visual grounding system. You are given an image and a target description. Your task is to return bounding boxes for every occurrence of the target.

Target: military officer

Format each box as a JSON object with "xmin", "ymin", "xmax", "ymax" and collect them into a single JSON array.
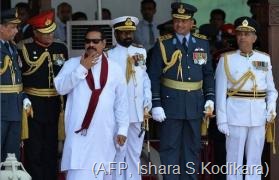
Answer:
[
  {"xmin": 17, "ymin": 10, "xmax": 68, "ymax": 180},
  {"xmin": 148, "ymin": 2, "xmax": 215, "ymax": 180},
  {"xmin": 0, "ymin": 8, "xmax": 32, "ymax": 161},
  {"xmin": 108, "ymin": 16, "xmax": 152, "ymax": 180},
  {"xmin": 216, "ymin": 17, "xmax": 278, "ymax": 180}
]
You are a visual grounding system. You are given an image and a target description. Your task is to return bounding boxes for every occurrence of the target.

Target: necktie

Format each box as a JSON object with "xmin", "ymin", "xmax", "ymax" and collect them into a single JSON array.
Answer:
[
  {"xmin": 182, "ymin": 37, "xmax": 188, "ymax": 52},
  {"xmin": 4, "ymin": 42, "xmax": 13, "ymax": 55},
  {"xmin": 148, "ymin": 23, "xmax": 155, "ymax": 44}
]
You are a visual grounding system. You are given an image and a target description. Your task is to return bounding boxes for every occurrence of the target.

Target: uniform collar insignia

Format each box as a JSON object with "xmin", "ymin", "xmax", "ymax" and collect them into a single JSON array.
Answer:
[{"xmin": 240, "ymin": 51, "xmax": 253, "ymax": 57}]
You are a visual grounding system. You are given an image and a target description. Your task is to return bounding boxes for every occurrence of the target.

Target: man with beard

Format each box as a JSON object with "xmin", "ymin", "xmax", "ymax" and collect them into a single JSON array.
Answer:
[
  {"xmin": 17, "ymin": 10, "xmax": 68, "ymax": 180},
  {"xmin": 108, "ymin": 16, "xmax": 152, "ymax": 180},
  {"xmin": 54, "ymin": 26, "xmax": 129, "ymax": 180}
]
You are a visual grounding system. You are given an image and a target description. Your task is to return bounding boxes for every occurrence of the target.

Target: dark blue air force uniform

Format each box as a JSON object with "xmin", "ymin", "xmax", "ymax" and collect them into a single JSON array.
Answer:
[
  {"xmin": 0, "ymin": 41, "xmax": 24, "ymax": 161},
  {"xmin": 148, "ymin": 4, "xmax": 215, "ymax": 177},
  {"xmin": 0, "ymin": 9, "xmax": 23, "ymax": 162}
]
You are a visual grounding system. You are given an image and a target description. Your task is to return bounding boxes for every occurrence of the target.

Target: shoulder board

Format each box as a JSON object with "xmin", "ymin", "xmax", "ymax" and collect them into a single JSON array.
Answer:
[
  {"xmin": 132, "ymin": 43, "xmax": 144, "ymax": 48},
  {"xmin": 254, "ymin": 50, "xmax": 270, "ymax": 57},
  {"xmin": 221, "ymin": 50, "xmax": 237, "ymax": 57},
  {"xmin": 192, "ymin": 33, "xmax": 208, "ymax": 40},
  {"xmin": 16, "ymin": 38, "xmax": 34, "ymax": 49},
  {"xmin": 159, "ymin": 34, "xmax": 173, "ymax": 41}
]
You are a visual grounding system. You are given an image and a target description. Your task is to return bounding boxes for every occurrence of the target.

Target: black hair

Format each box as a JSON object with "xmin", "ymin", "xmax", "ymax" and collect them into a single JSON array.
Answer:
[
  {"xmin": 210, "ymin": 9, "xmax": 226, "ymax": 21},
  {"xmin": 57, "ymin": 2, "xmax": 72, "ymax": 11},
  {"xmin": 85, "ymin": 26, "xmax": 106, "ymax": 39},
  {"xmin": 141, "ymin": 0, "xmax": 156, "ymax": 9},
  {"xmin": 72, "ymin": 12, "xmax": 87, "ymax": 20},
  {"xmin": 15, "ymin": 2, "xmax": 30, "ymax": 11}
]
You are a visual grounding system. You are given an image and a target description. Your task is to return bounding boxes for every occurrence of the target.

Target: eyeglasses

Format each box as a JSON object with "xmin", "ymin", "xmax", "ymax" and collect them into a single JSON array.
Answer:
[{"xmin": 85, "ymin": 38, "xmax": 103, "ymax": 44}]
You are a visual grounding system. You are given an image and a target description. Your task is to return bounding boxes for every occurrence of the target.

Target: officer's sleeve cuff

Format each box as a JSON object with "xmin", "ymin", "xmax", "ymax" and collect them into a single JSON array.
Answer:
[{"xmin": 117, "ymin": 126, "xmax": 128, "ymax": 137}]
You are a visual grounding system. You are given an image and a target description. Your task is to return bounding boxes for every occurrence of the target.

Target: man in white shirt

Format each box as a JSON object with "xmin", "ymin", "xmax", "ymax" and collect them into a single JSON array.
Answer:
[
  {"xmin": 54, "ymin": 2, "xmax": 72, "ymax": 42},
  {"xmin": 134, "ymin": 0, "xmax": 159, "ymax": 52},
  {"xmin": 216, "ymin": 16, "xmax": 278, "ymax": 180},
  {"xmin": 54, "ymin": 26, "xmax": 129, "ymax": 180},
  {"xmin": 108, "ymin": 16, "xmax": 152, "ymax": 180}
]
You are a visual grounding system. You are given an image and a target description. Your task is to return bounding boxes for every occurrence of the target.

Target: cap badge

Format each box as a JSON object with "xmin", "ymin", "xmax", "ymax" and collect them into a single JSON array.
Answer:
[
  {"xmin": 178, "ymin": 4, "xmax": 186, "ymax": 14},
  {"xmin": 125, "ymin": 18, "xmax": 133, "ymax": 26},
  {"xmin": 45, "ymin": 18, "xmax": 52, "ymax": 26},
  {"xmin": 242, "ymin": 19, "xmax": 249, "ymax": 27}
]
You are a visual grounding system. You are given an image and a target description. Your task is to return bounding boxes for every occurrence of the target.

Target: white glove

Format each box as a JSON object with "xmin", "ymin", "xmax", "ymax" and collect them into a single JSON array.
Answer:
[
  {"xmin": 23, "ymin": 98, "xmax": 32, "ymax": 110},
  {"xmin": 152, "ymin": 107, "xmax": 166, "ymax": 122},
  {"xmin": 204, "ymin": 100, "xmax": 214, "ymax": 112},
  {"xmin": 267, "ymin": 104, "xmax": 277, "ymax": 122},
  {"xmin": 217, "ymin": 123, "xmax": 230, "ymax": 136}
]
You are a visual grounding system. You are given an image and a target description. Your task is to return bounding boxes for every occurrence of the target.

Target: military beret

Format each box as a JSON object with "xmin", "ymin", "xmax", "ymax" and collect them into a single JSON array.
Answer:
[
  {"xmin": 111, "ymin": 16, "xmax": 139, "ymax": 31},
  {"xmin": 27, "ymin": 10, "xmax": 56, "ymax": 34},
  {"xmin": 220, "ymin": 24, "xmax": 236, "ymax": 36},
  {"xmin": 234, "ymin": 16, "xmax": 258, "ymax": 32},
  {"xmin": 171, "ymin": 2, "xmax": 197, "ymax": 20},
  {"xmin": 1, "ymin": 8, "xmax": 21, "ymax": 24}
]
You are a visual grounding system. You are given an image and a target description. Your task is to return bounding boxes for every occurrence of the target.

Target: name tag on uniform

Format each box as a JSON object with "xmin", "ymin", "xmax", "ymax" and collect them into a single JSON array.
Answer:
[
  {"xmin": 193, "ymin": 48, "xmax": 207, "ymax": 65},
  {"xmin": 53, "ymin": 54, "xmax": 66, "ymax": 66},
  {"xmin": 252, "ymin": 61, "xmax": 268, "ymax": 71}
]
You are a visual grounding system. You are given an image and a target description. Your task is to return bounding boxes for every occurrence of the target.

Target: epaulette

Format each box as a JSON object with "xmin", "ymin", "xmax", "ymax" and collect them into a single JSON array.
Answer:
[
  {"xmin": 132, "ymin": 43, "xmax": 144, "ymax": 48},
  {"xmin": 159, "ymin": 34, "xmax": 173, "ymax": 41},
  {"xmin": 192, "ymin": 33, "xmax": 208, "ymax": 40},
  {"xmin": 254, "ymin": 50, "xmax": 270, "ymax": 57},
  {"xmin": 221, "ymin": 50, "xmax": 237, "ymax": 57},
  {"xmin": 17, "ymin": 38, "xmax": 34, "ymax": 50}
]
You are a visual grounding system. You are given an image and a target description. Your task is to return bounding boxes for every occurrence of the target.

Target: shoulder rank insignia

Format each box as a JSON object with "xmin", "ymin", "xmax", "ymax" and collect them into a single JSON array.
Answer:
[
  {"xmin": 192, "ymin": 33, "xmax": 208, "ymax": 40},
  {"xmin": 254, "ymin": 50, "xmax": 270, "ymax": 57},
  {"xmin": 132, "ymin": 43, "xmax": 144, "ymax": 48},
  {"xmin": 159, "ymin": 34, "xmax": 173, "ymax": 41}
]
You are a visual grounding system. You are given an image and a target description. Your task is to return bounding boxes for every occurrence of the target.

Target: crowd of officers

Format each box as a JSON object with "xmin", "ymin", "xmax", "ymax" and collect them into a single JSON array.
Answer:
[{"xmin": 1, "ymin": 1, "xmax": 278, "ymax": 180}]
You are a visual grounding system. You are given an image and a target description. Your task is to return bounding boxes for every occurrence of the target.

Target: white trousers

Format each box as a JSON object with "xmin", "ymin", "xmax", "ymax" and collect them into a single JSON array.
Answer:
[
  {"xmin": 226, "ymin": 125, "xmax": 265, "ymax": 180},
  {"xmin": 113, "ymin": 122, "xmax": 144, "ymax": 180},
  {"xmin": 67, "ymin": 169, "xmax": 112, "ymax": 180}
]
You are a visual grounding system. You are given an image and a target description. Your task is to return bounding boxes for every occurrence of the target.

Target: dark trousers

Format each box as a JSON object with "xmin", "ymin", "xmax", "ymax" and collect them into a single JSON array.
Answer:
[
  {"xmin": 1, "ymin": 121, "xmax": 21, "ymax": 161},
  {"xmin": 160, "ymin": 118, "xmax": 201, "ymax": 180},
  {"xmin": 24, "ymin": 118, "xmax": 58, "ymax": 180}
]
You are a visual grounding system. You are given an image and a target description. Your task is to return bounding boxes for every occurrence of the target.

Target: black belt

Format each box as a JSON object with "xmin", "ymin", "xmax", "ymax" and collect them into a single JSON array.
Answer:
[{"xmin": 227, "ymin": 90, "xmax": 266, "ymax": 98}]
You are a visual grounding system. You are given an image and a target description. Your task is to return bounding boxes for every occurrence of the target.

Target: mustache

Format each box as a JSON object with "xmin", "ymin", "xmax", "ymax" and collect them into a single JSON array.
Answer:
[{"xmin": 87, "ymin": 46, "xmax": 97, "ymax": 51}]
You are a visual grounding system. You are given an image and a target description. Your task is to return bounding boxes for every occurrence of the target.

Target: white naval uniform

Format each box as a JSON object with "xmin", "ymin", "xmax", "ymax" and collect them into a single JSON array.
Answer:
[
  {"xmin": 54, "ymin": 55, "xmax": 129, "ymax": 180},
  {"xmin": 215, "ymin": 50, "xmax": 278, "ymax": 180},
  {"xmin": 107, "ymin": 44, "xmax": 152, "ymax": 180}
]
